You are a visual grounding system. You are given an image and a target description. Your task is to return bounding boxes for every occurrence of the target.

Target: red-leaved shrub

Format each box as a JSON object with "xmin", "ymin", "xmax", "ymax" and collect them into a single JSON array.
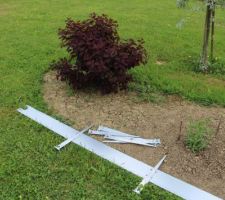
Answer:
[{"xmin": 51, "ymin": 13, "xmax": 147, "ymax": 93}]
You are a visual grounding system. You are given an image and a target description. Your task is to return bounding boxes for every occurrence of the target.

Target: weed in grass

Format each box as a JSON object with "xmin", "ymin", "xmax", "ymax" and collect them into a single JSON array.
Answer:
[
  {"xmin": 185, "ymin": 119, "xmax": 213, "ymax": 153},
  {"xmin": 208, "ymin": 59, "xmax": 225, "ymax": 75},
  {"xmin": 65, "ymin": 81, "xmax": 75, "ymax": 96},
  {"xmin": 184, "ymin": 56, "xmax": 225, "ymax": 75},
  {"xmin": 129, "ymin": 83, "xmax": 165, "ymax": 104}
]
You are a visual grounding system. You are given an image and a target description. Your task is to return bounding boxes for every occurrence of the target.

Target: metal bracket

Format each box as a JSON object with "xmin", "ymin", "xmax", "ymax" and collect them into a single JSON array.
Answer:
[
  {"xmin": 134, "ymin": 155, "xmax": 167, "ymax": 194},
  {"xmin": 89, "ymin": 129, "xmax": 139, "ymax": 138},
  {"xmin": 89, "ymin": 127, "xmax": 160, "ymax": 147},
  {"xmin": 104, "ymin": 135, "xmax": 159, "ymax": 147},
  {"xmin": 55, "ymin": 124, "xmax": 93, "ymax": 150},
  {"xmin": 97, "ymin": 126, "xmax": 139, "ymax": 137}
]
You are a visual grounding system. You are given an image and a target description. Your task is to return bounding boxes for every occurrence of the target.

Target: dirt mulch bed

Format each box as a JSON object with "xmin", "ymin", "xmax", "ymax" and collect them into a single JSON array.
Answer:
[{"xmin": 43, "ymin": 71, "xmax": 225, "ymax": 199}]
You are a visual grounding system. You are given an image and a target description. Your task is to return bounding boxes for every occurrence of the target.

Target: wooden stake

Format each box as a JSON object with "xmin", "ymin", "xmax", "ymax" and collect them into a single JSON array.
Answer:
[
  {"xmin": 177, "ymin": 120, "xmax": 183, "ymax": 141},
  {"xmin": 215, "ymin": 117, "xmax": 222, "ymax": 136}
]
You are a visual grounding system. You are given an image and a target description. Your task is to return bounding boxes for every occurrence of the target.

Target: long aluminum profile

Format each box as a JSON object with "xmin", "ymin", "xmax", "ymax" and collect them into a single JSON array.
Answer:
[
  {"xmin": 104, "ymin": 135, "xmax": 158, "ymax": 147},
  {"xmin": 98, "ymin": 126, "xmax": 160, "ymax": 145},
  {"xmin": 105, "ymin": 135, "xmax": 160, "ymax": 146},
  {"xmin": 89, "ymin": 130, "xmax": 160, "ymax": 146},
  {"xmin": 103, "ymin": 140, "xmax": 127, "ymax": 144},
  {"xmin": 98, "ymin": 126, "xmax": 140, "ymax": 137},
  {"xmin": 17, "ymin": 106, "xmax": 222, "ymax": 200},
  {"xmin": 89, "ymin": 130, "xmax": 139, "ymax": 138}
]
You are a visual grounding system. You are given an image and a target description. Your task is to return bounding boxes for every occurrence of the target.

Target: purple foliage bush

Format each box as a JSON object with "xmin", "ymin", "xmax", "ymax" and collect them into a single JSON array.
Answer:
[{"xmin": 52, "ymin": 13, "xmax": 147, "ymax": 93}]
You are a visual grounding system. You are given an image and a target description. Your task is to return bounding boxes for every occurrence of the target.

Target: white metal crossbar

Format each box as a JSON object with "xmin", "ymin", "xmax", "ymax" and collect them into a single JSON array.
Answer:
[
  {"xmin": 55, "ymin": 124, "xmax": 93, "ymax": 150},
  {"xmin": 134, "ymin": 155, "xmax": 166, "ymax": 194}
]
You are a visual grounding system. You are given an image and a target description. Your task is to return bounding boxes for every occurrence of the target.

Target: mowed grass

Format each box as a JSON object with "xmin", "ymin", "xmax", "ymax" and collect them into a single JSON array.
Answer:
[{"xmin": 0, "ymin": 0, "xmax": 225, "ymax": 199}]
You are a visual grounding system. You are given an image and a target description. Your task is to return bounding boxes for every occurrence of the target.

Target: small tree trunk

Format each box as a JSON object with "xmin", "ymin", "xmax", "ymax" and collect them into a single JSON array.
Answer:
[
  {"xmin": 200, "ymin": 4, "xmax": 212, "ymax": 71},
  {"xmin": 210, "ymin": 3, "xmax": 216, "ymax": 61}
]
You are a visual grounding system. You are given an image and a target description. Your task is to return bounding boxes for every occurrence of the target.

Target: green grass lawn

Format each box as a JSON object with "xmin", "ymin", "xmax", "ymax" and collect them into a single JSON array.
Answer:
[{"xmin": 1, "ymin": 0, "xmax": 225, "ymax": 199}]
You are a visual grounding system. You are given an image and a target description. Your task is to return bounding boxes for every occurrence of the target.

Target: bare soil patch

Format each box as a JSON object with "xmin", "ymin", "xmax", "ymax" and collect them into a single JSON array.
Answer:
[
  {"xmin": 0, "ymin": 3, "xmax": 13, "ymax": 16},
  {"xmin": 43, "ymin": 71, "xmax": 225, "ymax": 198}
]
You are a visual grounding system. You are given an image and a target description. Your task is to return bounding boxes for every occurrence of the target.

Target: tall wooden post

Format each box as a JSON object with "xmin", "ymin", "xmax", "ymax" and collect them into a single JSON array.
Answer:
[
  {"xmin": 200, "ymin": 3, "xmax": 212, "ymax": 71},
  {"xmin": 210, "ymin": 1, "xmax": 216, "ymax": 61}
]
